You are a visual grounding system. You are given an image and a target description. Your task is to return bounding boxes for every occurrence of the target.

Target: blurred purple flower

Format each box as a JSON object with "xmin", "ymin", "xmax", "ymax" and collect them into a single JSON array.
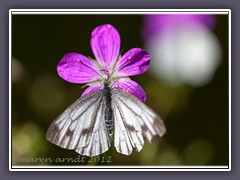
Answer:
[
  {"xmin": 142, "ymin": 14, "xmax": 216, "ymax": 42},
  {"xmin": 57, "ymin": 24, "xmax": 151, "ymax": 102},
  {"xmin": 142, "ymin": 14, "xmax": 221, "ymax": 86}
]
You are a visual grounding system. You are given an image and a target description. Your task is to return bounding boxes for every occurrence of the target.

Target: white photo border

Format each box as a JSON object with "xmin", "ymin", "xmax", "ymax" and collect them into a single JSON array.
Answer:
[{"xmin": 9, "ymin": 9, "xmax": 231, "ymax": 171}]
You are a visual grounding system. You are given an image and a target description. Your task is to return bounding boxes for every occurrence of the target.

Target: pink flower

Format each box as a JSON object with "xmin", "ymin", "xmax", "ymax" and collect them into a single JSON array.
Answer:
[{"xmin": 57, "ymin": 24, "xmax": 151, "ymax": 102}]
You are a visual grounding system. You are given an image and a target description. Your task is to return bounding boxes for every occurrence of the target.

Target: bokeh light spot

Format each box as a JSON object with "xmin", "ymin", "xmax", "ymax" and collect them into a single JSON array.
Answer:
[
  {"xmin": 158, "ymin": 147, "xmax": 181, "ymax": 165},
  {"xmin": 12, "ymin": 57, "xmax": 25, "ymax": 83},
  {"xmin": 29, "ymin": 74, "xmax": 66, "ymax": 113},
  {"xmin": 139, "ymin": 142, "xmax": 158, "ymax": 165},
  {"xmin": 12, "ymin": 122, "xmax": 47, "ymax": 165},
  {"xmin": 182, "ymin": 139, "xmax": 214, "ymax": 165}
]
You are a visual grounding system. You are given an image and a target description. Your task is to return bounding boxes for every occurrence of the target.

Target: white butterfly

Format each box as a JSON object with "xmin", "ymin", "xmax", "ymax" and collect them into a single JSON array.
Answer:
[{"xmin": 46, "ymin": 80, "xmax": 166, "ymax": 157}]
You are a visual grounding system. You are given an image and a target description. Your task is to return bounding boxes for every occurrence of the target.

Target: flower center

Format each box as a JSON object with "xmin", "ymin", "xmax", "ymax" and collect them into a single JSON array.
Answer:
[{"xmin": 100, "ymin": 68, "xmax": 110, "ymax": 77}]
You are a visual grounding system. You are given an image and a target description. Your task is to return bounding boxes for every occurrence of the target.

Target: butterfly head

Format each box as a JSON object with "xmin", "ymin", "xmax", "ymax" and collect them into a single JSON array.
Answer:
[
  {"xmin": 103, "ymin": 79, "xmax": 111, "ymax": 88},
  {"xmin": 99, "ymin": 68, "xmax": 112, "ymax": 87}
]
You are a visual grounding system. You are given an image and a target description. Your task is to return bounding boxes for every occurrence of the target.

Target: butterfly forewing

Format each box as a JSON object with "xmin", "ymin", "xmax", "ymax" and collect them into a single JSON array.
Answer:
[
  {"xmin": 111, "ymin": 88, "xmax": 166, "ymax": 155},
  {"xmin": 46, "ymin": 90, "xmax": 111, "ymax": 156}
]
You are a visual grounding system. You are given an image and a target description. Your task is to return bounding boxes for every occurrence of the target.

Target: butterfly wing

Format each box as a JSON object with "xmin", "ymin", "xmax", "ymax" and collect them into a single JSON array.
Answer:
[
  {"xmin": 46, "ymin": 90, "xmax": 111, "ymax": 157},
  {"xmin": 111, "ymin": 88, "xmax": 166, "ymax": 155}
]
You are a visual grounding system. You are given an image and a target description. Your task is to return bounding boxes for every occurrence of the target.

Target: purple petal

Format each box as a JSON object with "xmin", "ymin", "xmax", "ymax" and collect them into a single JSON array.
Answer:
[
  {"xmin": 57, "ymin": 53, "xmax": 101, "ymax": 84},
  {"xmin": 113, "ymin": 78, "xmax": 146, "ymax": 102},
  {"xmin": 115, "ymin": 48, "xmax": 151, "ymax": 77},
  {"xmin": 81, "ymin": 84, "xmax": 103, "ymax": 97},
  {"xmin": 91, "ymin": 24, "xmax": 120, "ymax": 69}
]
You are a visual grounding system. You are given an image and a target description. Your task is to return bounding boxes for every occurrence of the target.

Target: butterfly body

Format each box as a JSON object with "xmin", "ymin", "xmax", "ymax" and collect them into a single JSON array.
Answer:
[
  {"xmin": 46, "ymin": 81, "xmax": 166, "ymax": 157},
  {"xmin": 102, "ymin": 83, "xmax": 114, "ymax": 139}
]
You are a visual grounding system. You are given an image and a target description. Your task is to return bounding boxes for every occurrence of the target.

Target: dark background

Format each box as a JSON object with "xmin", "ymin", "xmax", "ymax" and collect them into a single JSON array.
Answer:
[{"xmin": 11, "ymin": 14, "xmax": 229, "ymax": 166}]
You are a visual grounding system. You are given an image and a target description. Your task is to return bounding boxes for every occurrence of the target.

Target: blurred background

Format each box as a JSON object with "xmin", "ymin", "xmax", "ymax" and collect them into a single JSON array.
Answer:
[{"xmin": 12, "ymin": 14, "xmax": 229, "ymax": 166}]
